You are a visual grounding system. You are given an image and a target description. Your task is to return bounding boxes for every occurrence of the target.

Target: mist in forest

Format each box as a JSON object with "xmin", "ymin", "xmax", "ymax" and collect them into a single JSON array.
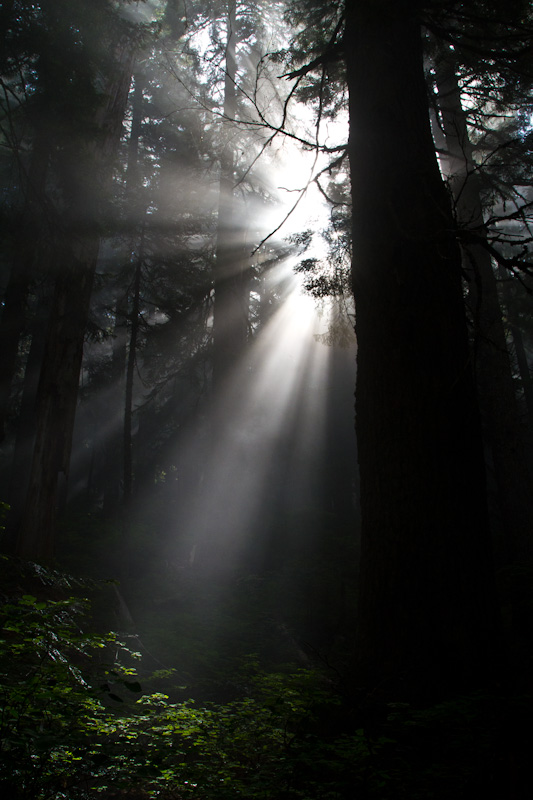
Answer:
[
  {"xmin": 67, "ymin": 257, "xmax": 358, "ymax": 595},
  {"xmin": 3, "ymin": 2, "xmax": 533, "ymax": 798}
]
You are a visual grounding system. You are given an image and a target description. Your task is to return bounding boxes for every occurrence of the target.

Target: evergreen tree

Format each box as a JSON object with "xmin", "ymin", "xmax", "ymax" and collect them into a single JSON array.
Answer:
[
  {"xmin": 0, "ymin": 1, "xmax": 149, "ymax": 559},
  {"xmin": 281, "ymin": 0, "xmax": 533, "ymax": 696},
  {"xmin": 430, "ymin": 42, "xmax": 533, "ymax": 567}
]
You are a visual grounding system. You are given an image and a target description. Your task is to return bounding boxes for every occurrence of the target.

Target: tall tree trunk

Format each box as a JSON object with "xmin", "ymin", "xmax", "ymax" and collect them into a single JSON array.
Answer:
[
  {"xmin": 509, "ymin": 322, "xmax": 533, "ymax": 426},
  {"xmin": 434, "ymin": 50, "xmax": 533, "ymax": 565},
  {"xmin": 345, "ymin": 0, "xmax": 498, "ymax": 698},
  {"xmin": 16, "ymin": 236, "xmax": 100, "ymax": 559},
  {"xmin": 122, "ymin": 74, "xmax": 145, "ymax": 508},
  {"xmin": 211, "ymin": 0, "xmax": 250, "ymax": 391},
  {"xmin": 2, "ymin": 307, "xmax": 47, "ymax": 551},
  {"xmin": 16, "ymin": 52, "xmax": 134, "ymax": 561},
  {"xmin": 0, "ymin": 138, "xmax": 49, "ymax": 441},
  {"xmin": 102, "ymin": 299, "xmax": 128, "ymax": 516},
  {"xmin": 123, "ymin": 228, "xmax": 144, "ymax": 505}
]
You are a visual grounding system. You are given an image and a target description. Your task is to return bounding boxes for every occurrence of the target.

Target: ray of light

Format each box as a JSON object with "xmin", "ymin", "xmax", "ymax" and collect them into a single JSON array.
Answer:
[{"xmin": 166, "ymin": 260, "xmax": 333, "ymax": 576}]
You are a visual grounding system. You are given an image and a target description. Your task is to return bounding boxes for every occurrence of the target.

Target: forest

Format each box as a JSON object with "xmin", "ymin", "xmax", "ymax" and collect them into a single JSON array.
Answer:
[{"xmin": 0, "ymin": 0, "xmax": 533, "ymax": 797}]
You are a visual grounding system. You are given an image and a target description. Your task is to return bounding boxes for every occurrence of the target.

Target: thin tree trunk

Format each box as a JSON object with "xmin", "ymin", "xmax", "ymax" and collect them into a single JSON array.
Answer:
[
  {"xmin": 509, "ymin": 323, "xmax": 533, "ymax": 425},
  {"xmin": 123, "ymin": 227, "xmax": 144, "ymax": 505},
  {"xmin": 346, "ymin": 0, "xmax": 498, "ymax": 698},
  {"xmin": 121, "ymin": 74, "xmax": 145, "ymax": 508},
  {"xmin": 211, "ymin": 0, "xmax": 250, "ymax": 391},
  {"xmin": 102, "ymin": 299, "xmax": 128, "ymax": 516}
]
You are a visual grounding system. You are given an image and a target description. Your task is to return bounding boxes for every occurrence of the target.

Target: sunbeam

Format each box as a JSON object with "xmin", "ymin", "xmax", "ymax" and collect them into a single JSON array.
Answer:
[
  {"xmin": 167, "ymin": 261, "xmax": 332, "ymax": 577},
  {"xmin": 2, "ymin": 2, "xmax": 531, "ymax": 795}
]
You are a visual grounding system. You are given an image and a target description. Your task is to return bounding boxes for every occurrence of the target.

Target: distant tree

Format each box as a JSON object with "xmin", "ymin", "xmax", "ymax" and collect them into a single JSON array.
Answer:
[
  {"xmin": 0, "ymin": 138, "xmax": 49, "ymax": 443},
  {"xmin": 8, "ymin": 1, "xmax": 146, "ymax": 560},
  {"xmin": 66, "ymin": 5, "xmax": 220, "ymax": 516},
  {"xmin": 122, "ymin": 74, "xmax": 146, "ymax": 507},
  {"xmin": 211, "ymin": 0, "xmax": 251, "ymax": 391},
  {"xmin": 430, "ymin": 42, "xmax": 533, "ymax": 565},
  {"xmin": 205, "ymin": 0, "xmax": 289, "ymax": 392}
]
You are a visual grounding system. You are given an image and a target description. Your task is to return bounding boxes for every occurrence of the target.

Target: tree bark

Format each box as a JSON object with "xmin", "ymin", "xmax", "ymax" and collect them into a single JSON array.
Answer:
[
  {"xmin": 5, "ymin": 300, "xmax": 48, "ymax": 542},
  {"xmin": 0, "ymin": 138, "xmax": 49, "ymax": 441},
  {"xmin": 211, "ymin": 0, "xmax": 250, "ymax": 392},
  {"xmin": 119, "ymin": 72, "xmax": 145, "ymax": 507},
  {"xmin": 434, "ymin": 51, "xmax": 533, "ymax": 565},
  {"xmin": 345, "ymin": 0, "xmax": 498, "ymax": 698},
  {"xmin": 123, "ymin": 228, "xmax": 144, "ymax": 505},
  {"xmin": 15, "ymin": 50, "xmax": 134, "ymax": 561},
  {"xmin": 16, "ymin": 238, "xmax": 99, "ymax": 559},
  {"xmin": 509, "ymin": 322, "xmax": 533, "ymax": 427},
  {"xmin": 102, "ymin": 298, "xmax": 128, "ymax": 516}
]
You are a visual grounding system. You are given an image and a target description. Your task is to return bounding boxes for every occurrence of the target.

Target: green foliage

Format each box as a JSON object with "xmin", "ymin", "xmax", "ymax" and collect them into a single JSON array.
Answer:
[
  {"xmin": 0, "ymin": 574, "xmax": 142, "ymax": 798},
  {"xmin": 106, "ymin": 664, "xmax": 358, "ymax": 800},
  {"xmin": 0, "ymin": 559, "xmax": 355, "ymax": 799},
  {"xmin": 1, "ymin": 559, "xmax": 531, "ymax": 799}
]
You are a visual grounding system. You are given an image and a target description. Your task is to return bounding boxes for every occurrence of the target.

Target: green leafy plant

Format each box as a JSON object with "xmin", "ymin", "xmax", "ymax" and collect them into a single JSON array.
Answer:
[
  {"xmin": 0, "ymin": 577, "xmax": 145, "ymax": 799},
  {"xmin": 8, "ymin": 558, "xmax": 525, "ymax": 800},
  {"xmin": 0, "ymin": 561, "xmax": 357, "ymax": 799}
]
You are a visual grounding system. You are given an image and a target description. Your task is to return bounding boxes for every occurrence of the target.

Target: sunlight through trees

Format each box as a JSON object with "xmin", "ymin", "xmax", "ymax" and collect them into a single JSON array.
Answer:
[{"xmin": 1, "ymin": 0, "xmax": 533, "ymax": 797}]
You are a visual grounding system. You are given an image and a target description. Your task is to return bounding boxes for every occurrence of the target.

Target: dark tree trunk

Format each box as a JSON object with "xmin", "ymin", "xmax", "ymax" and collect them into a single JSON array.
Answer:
[
  {"xmin": 0, "ymin": 138, "xmax": 49, "ymax": 441},
  {"xmin": 15, "ymin": 54, "xmax": 134, "ymax": 561},
  {"xmin": 4, "ymin": 302, "xmax": 49, "ymax": 544},
  {"xmin": 16, "ymin": 237, "xmax": 100, "ymax": 559},
  {"xmin": 122, "ymin": 74, "xmax": 145, "ymax": 508},
  {"xmin": 123, "ymin": 230, "xmax": 144, "ymax": 505},
  {"xmin": 345, "ymin": 0, "xmax": 498, "ymax": 698},
  {"xmin": 510, "ymin": 322, "xmax": 533, "ymax": 426},
  {"xmin": 434, "ymin": 52, "xmax": 533, "ymax": 565},
  {"xmin": 211, "ymin": 0, "xmax": 250, "ymax": 391},
  {"xmin": 102, "ymin": 299, "xmax": 128, "ymax": 516}
]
